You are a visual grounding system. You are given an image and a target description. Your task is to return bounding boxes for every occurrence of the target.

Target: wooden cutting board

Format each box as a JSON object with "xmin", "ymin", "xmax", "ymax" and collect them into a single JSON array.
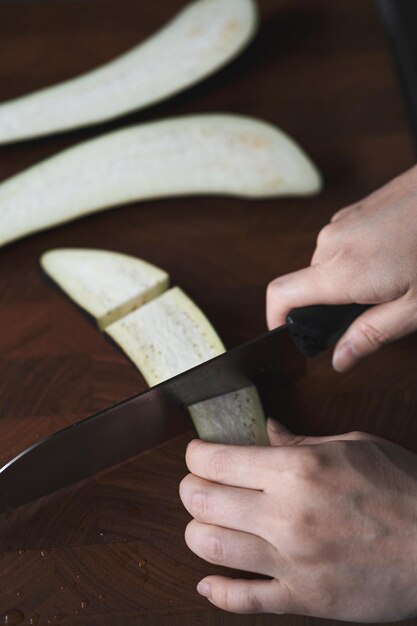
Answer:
[{"xmin": 0, "ymin": 1, "xmax": 416, "ymax": 624}]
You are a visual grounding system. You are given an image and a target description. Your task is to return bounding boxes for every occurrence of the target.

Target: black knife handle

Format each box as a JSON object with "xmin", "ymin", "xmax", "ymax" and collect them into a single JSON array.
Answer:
[{"xmin": 286, "ymin": 303, "xmax": 371, "ymax": 357}]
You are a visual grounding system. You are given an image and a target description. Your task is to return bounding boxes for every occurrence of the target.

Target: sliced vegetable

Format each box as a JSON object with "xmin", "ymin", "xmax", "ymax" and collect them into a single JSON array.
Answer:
[
  {"xmin": 0, "ymin": 0, "xmax": 258, "ymax": 144},
  {"xmin": 41, "ymin": 248, "xmax": 169, "ymax": 329},
  {"xmin": 1, "ymin": 114, "xmax": 322, "ymax": 248},
  {"xmin": 105, "ymin": 286, "xmax": 225, "ymax": 385},
  {"xmin": 41, "ymin": 247, "xmax": 268, "ymax": 444},
  {"xmin": 106, "ymin": 286, "xmax": 268, "ymax": 445},
  {"xmin": 188, "ymin": 386, "xmax": 268, "ymax": 444}
]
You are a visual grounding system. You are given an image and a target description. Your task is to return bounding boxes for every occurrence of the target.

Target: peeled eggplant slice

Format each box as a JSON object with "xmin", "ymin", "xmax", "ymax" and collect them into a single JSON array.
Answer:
[
  {"xmin": 41, "ymin": 248, "xmax": 169, "ymax": 329},
  {"xmin": 106, "ymin": 286, "xmax": 268, "ymax": 444},
  {"xmin": 1, "ymin": 114, "xmax": 322, "ymax": 248},
  {"xmin": 106, "ymin": 287, "xmax": 225, "ymax": 386},
  {"xmin": 188, "ymin": 386, "xmax": 268, "ymax": 444},
  {"xmin": 0, "ymin": 0, "xmax": 258, "ymax": 144},
  {"xmin": 41, "ymin": 249, "xmax": 268, "ymax": 444}
]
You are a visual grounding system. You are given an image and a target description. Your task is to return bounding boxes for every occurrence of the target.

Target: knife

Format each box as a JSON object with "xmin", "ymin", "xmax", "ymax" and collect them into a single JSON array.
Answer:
[{"xmin": 0, "ymin": 302, "xmax": 368, "ymax": 512}]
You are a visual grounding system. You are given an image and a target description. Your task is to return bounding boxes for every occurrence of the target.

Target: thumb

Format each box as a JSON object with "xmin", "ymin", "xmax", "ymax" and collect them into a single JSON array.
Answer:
[
  {"xmin": 266, "ymin": 265, "xmax": 348, "ymax": 329},
  {"xmin": 332, "ymin": 296, "xmax": 417, "ymax": 372}
]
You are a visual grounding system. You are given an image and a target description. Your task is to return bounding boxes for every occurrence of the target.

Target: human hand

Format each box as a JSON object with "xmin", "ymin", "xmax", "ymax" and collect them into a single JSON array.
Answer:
[
  {"xmin": 179, "ymin": 420, "xmax": 417, "ymax": 620},
  {"xmin": 267, "ymin": 166, "xmax": 417, "ymax": 371}
]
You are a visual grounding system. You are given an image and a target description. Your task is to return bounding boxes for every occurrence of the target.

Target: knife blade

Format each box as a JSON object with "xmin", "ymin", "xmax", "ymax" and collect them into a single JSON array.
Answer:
[{"xmin": 0, "ymin": 303, "xmax": 368, "ymax": 512}]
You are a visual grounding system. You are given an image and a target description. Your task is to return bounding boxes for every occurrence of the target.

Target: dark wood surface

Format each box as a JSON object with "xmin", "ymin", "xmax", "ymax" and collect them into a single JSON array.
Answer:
[{"xmin": 0, "ymin": 1, "xmax": 416, "ymax": 624}]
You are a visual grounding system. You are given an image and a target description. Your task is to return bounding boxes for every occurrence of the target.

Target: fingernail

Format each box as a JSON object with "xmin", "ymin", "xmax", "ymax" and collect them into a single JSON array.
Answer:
[
  {"xmin": 197, "ymin": 581, "xmax": 211, "ymax": 598},
  {"xmin": 332, "ymin": 342, "xmax": 354, "ymax": 372}
]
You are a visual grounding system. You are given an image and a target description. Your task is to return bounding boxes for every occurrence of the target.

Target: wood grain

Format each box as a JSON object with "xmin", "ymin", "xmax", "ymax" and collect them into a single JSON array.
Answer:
[{"xmin": 0, "ymin": 0, "xmax": 416, "ymax": 624}]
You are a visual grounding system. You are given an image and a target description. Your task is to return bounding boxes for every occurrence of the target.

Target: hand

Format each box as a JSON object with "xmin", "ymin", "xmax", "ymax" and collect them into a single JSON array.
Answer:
[
  {"xmin": 179, "ymin": 420, "xmax": 417, "ymax": 620},
  {"xmin": 267, "ymin": 166, "xmax": 417, "ymax": 371}
]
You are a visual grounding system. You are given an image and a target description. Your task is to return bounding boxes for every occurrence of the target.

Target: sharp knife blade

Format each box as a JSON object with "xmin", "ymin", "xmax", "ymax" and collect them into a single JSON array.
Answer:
[{"xmin": 0, "ymin": 303, "xmax": 369, "ymax": 511}]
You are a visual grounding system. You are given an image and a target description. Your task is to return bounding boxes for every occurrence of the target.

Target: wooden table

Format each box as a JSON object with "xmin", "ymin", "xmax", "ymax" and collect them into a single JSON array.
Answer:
[{"xmin": 0, "ymin": 1, "xmax": 416, "ymax": 624}]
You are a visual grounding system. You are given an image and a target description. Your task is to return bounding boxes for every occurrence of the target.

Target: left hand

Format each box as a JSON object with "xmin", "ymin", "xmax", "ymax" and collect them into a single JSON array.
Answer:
[{"xmin": 179, "ymin": 420, "xmax": 417, "ymax": 621}]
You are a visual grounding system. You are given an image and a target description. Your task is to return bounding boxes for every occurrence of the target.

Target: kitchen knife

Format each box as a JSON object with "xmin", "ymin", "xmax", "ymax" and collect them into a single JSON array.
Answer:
[{"xmin": 0, "ymin": 302, "xmax": 368, "ymax": 512}]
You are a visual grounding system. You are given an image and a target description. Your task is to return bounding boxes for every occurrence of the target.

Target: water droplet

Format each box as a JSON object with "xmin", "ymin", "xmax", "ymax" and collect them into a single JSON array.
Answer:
[
  {"xmin": 40, "ymin": 549, "xmax": 50, "ymax": 557},
  {"xmin": 59, "ymin": 585, "xmax": 65, "ymax": 591},
  {"xmin": 76, "ymin": 573, "xmax": 81, "ymax": 579},
  {"xmin": 18, "ymin": 550, "xmax": 25, "ymax": 556},
  {"xmin": 29, "ymin": 615, "xmax": 40, "ymax": 626},
  {"xmin": 15, "ymin": 592, "xmax": 21, "ymax": 598},
  {"xmin": 137, "ymin": 558, "xmax": 147, "ymax": 568},
  {"xmin": 98, "ymin": 593, "xmax": 105, "ymax": 600},
  {"xmin": 80, "ymin": 600, "xmax": 89, "ymax": 609},
  {"xmin": 97, "ymin": 529, "xmax": 105, "ymax": 537},
  {"xmin": 1, "ymin": 609, "xmax": 25, "ymax": 625},
  {"xmin": 73, "ymin": 609, "xmax": 80, "ymax": 616}
]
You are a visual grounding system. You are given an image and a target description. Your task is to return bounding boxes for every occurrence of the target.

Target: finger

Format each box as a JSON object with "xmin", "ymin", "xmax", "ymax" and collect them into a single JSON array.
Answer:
[
  {"xmin": 185, "ymin": 439, "xmax": 278, "ymax": 490},
  {"xmin": 266, "ymin": 265, "xmax": 349, "ymax": 329},
  {"xmin": 267, "ymin": 418, "xmax": 381, "ymax": 446},
  {"xmin": 332, "ymin": 297, "xmax": 417, "ymax": 372},
  {"xmin": 185, "ymin": 520, "xmax": 282, "ymax": 577},
  {"xmin": 267, "ymin": 418, "xmax": 304, "ymax": 446},
  {"xmin": 196, "ymin": 575, "xmax": 294, "ymax": 615},
  {"xmin": 180, "ymin": 474, "xmax": 266, "ymax": 534}
]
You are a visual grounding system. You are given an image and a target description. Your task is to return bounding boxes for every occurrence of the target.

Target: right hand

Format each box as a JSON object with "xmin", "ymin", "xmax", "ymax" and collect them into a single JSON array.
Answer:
[{"xmin": 267, "ymin": 165, "xmax": 417, "ymax": 371}]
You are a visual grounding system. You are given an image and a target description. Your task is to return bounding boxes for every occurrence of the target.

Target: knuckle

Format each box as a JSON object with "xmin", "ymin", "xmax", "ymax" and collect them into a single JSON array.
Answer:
[
  {"xmin": 296, "ymin": 574, "xmax": 337, "ymax": 615},
  {"xmin": 215, "ymin": 585, "xmax": 235, "ymax": 612},
  {"xmin": 285, "ymin": 509, "xmax": 321, "ymax": 551},
  {"xmin": 330, "ymin": 208, "xmax": 347, "ymax": 222},
  {"xmin": 190, "ymin": 490, "xmax": 209, "ymax": 519},
  {"xmin": 215, "ymin": 585, "xmax": 263, "ymax": 614},
  {"xmin": 330, "ymin": 242, "xmax": 359, "ymax": 269},
  {"xmin": 316, "ymin": 223, "xmax": 336, "ymax": 247},
  {"xmin": 347, "ymin": 430, "xmax": 368, "ymax": 441},
  {"xmin": 330, "ymin": 202, "xmax": 358, "ymax": 223},
  {"xmin": 266, "ymin": 278, "xmax": 281, "ymax": 305},
  {"xmin": 222, "ymin": 586, "xmax": 236, "ymax": 612},
  {"xmin": 185, "ymin": 438, "xmax": 204, "ymax": 470},
  {"xmin": 273, "ymin": 579, "xmax": 294, "ymax": 614},
  {"xmin": 290, "ymin": 447, "xmax": 327, "ymax": 479},
  {"xmin": 289, "ymin": 526, "xmax": 329, "ymax": 564},
  {"xmin": 244, "ymin": 589, "xmax": 264, "ymax": 613},
  {"xmin": 207, "ymin": 448, "xmax": 229, "ymax": 481},
  {"xmin": 267, "ymin": 275, "xmax": 291, "ymax": 300},
  {"xmin": 202, "ymin": 534, "xmax": 227, "ymax": 564},
  {"xmin": 295, "ymin": 509, "xmax": 319, "ymax": 535},
  {"xmin": 179, "ymin": 473, "xmax": 194, "ymax": 501},
  {"xmin": 355, "ymin": 320, "xmax": 390, "ymax": 350},
  {"xmin": 184, "ymin": 520, "xmax": 200, "ymax": 552}
]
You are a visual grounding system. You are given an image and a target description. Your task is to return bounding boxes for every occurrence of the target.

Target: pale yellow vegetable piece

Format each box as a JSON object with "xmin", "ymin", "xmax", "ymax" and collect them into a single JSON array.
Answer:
[
  {"xmin": 41, "ymin": 249, "xmax": 268, "ymax": 444},
  {"xmin": 0, "ymin": 0, "xmax": 258, "ymax": 144},
  {"xmin": 189, "ymin": 387, "xmax": 268, "ymax": 444},
  {"xmin": 41, "ymin": 248, "xmax": 169, "ymax": 329},
  {"xmin": 106, "ymin": 287, "xmax": 225, "ymax": 386},
  {"xmin": 106, "ymin": 286, "xmax": 267, "ymax": 444},
  {"xmin": 1, "ymin": 115, "xmax": 322, "ymax": 248}
]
